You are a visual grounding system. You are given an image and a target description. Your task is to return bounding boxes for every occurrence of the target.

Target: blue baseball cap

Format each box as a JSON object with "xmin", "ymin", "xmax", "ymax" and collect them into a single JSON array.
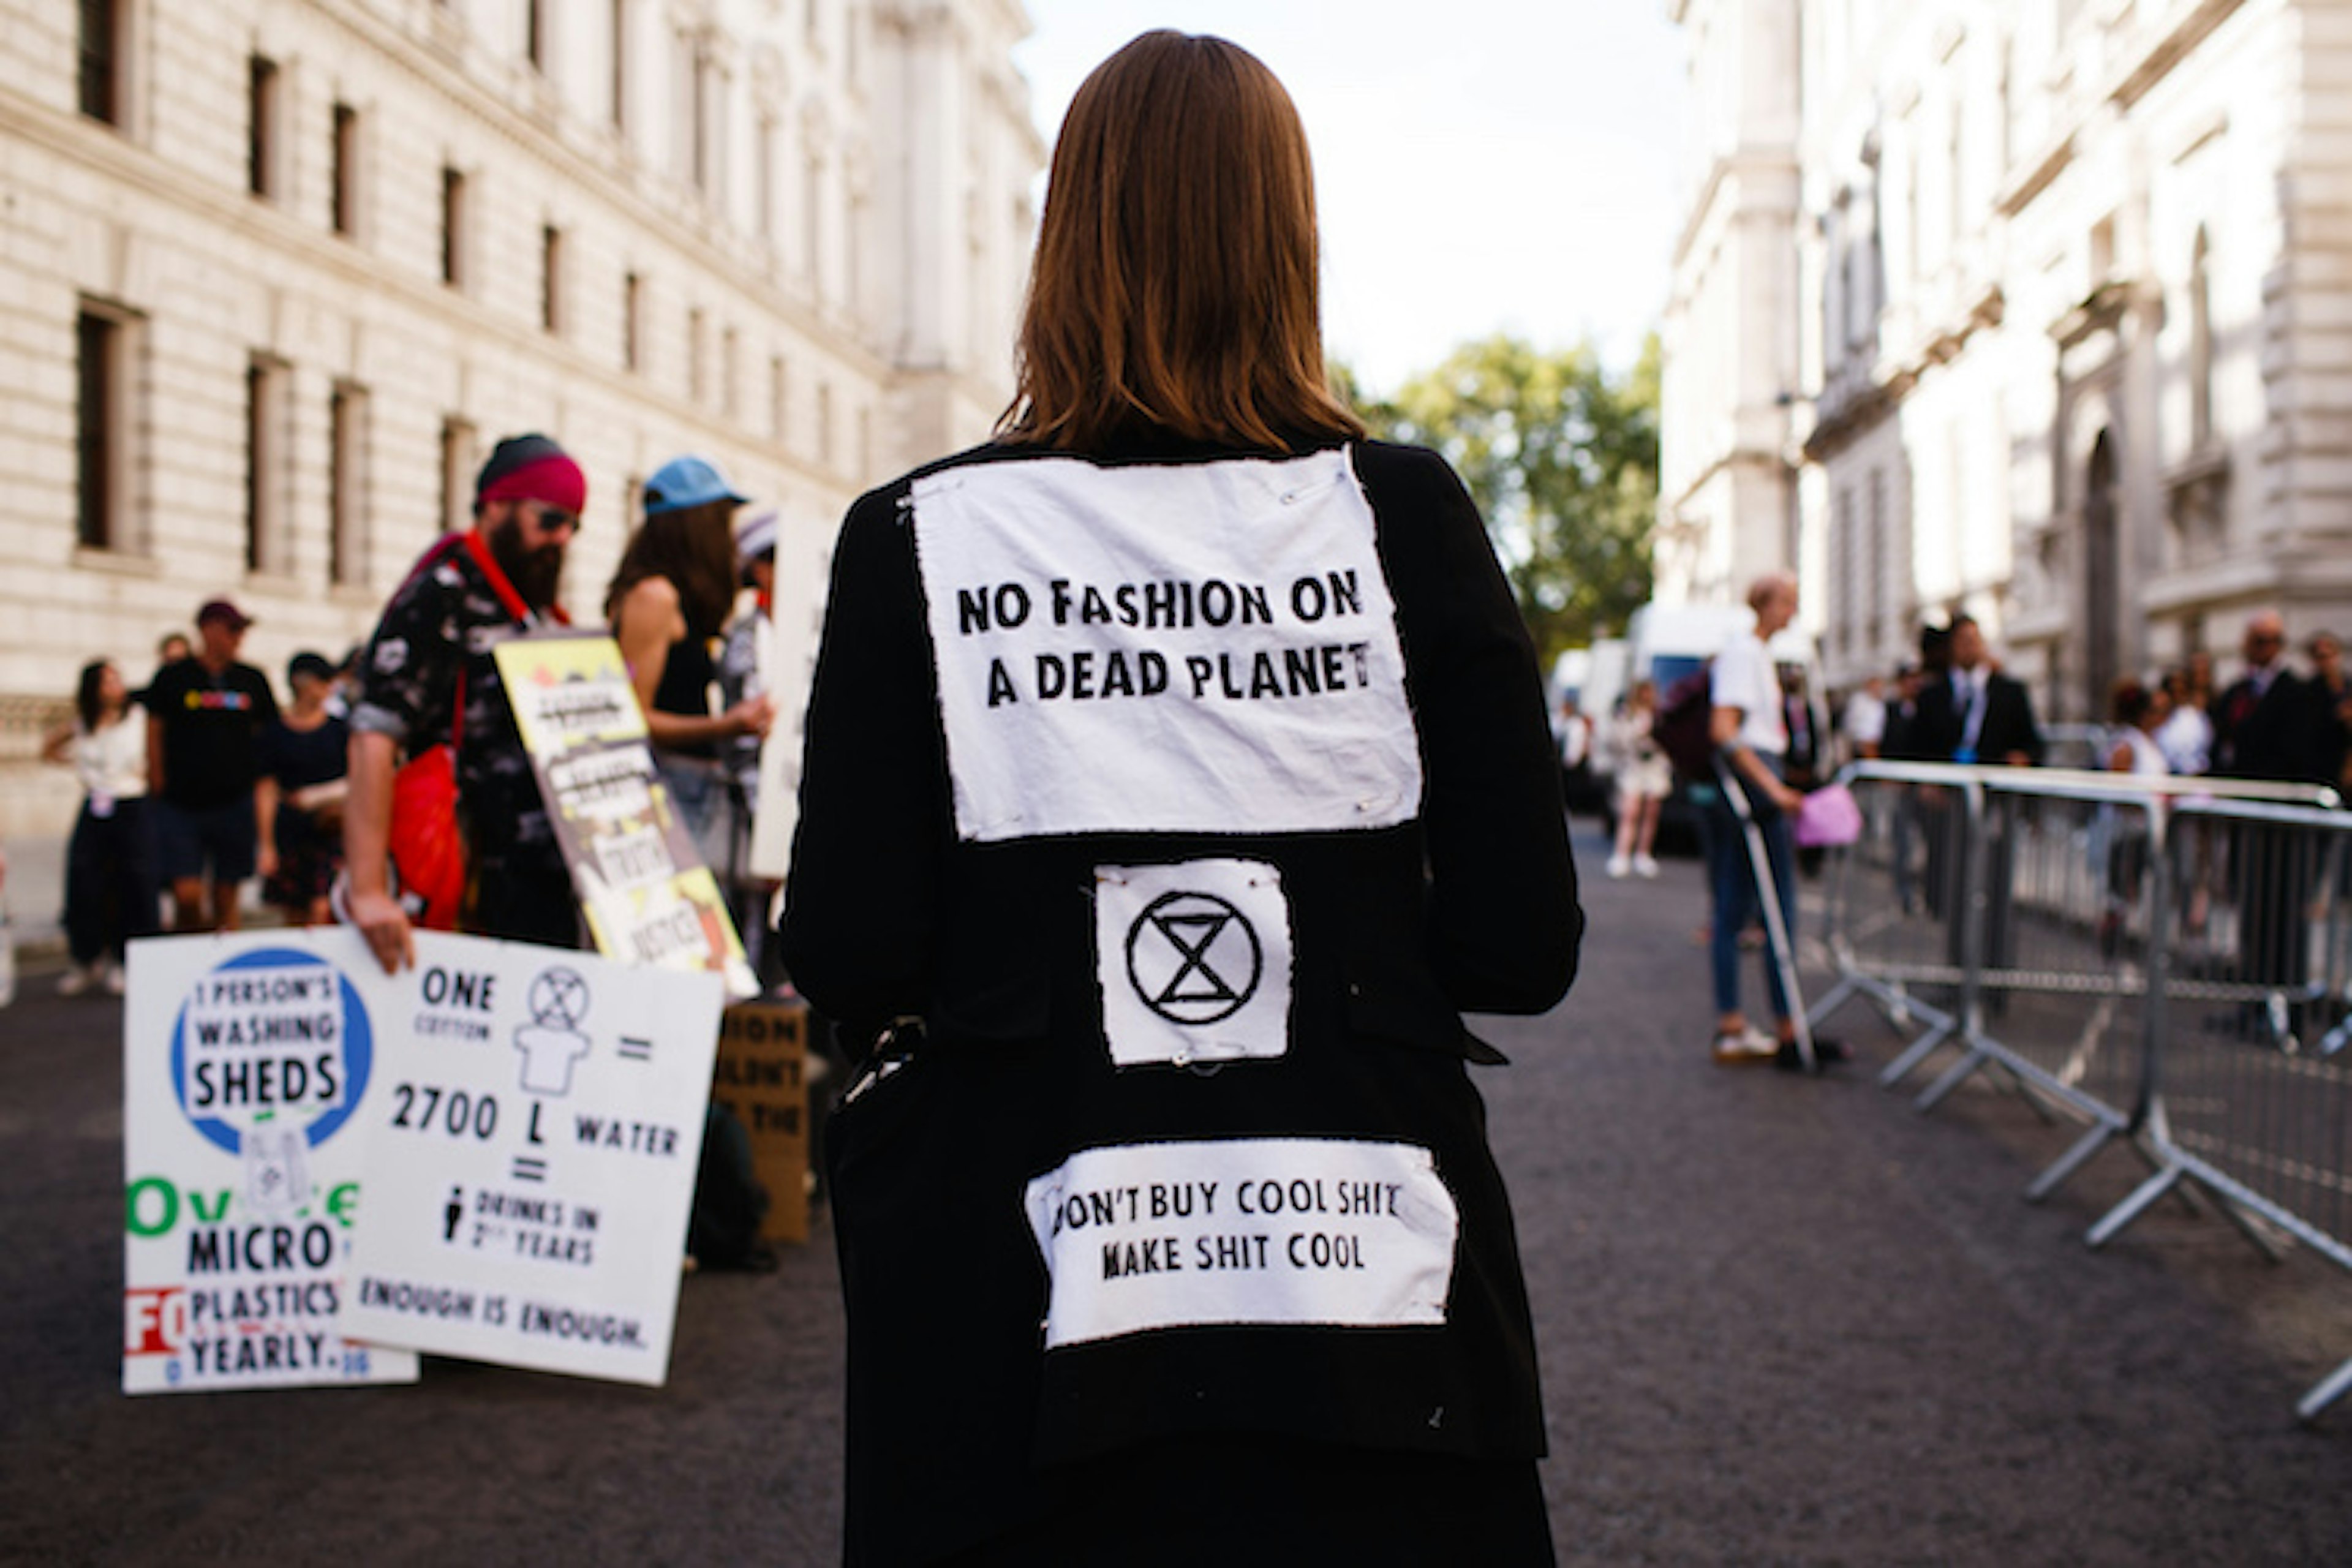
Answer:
[{"xmin": 643, "ymin": 454, "xmax": 746, "ymax": 517}]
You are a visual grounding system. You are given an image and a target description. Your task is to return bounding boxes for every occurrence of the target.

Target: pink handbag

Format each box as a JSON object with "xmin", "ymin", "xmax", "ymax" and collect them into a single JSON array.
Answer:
[{"xmin": 1794, "ymin": 782, "xmax": 1863, "ymax": 848}]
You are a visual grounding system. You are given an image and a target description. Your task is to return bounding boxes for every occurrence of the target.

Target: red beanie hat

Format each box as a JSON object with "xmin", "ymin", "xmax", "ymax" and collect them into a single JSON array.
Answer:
[{"xmin": 475, "ymin": 433, "xmax": 587, "ymax": 516}]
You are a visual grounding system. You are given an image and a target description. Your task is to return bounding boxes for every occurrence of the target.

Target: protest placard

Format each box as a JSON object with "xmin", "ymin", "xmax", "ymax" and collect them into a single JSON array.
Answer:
[
  {"xmin": 342, "ymin": 930, "xmax": 725, "ymax": 1385},
  {"xmin": 492, "ymin": 631, "xmax": 756, "ymax": 998},
  {"xmin": 122, "ymin": 930, "xmax": 420, "ymax": 1395},
  {"xmin": 744, "ymin": 609, "xmax": 799, "ymax": 883},
  {"xmin": 714, "ymin": 1001, "xmax": 812, "ymax": 1244}
]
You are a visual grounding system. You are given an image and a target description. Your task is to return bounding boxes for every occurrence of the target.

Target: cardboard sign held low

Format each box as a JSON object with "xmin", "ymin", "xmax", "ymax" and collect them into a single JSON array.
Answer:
[
  {"xmin": 341, "ymin": 931, "xmax": 727, "ymax": 1386},
  {"xmin": 714, "ymin": 1001, "xmax": 812, "ymax": 1244}
]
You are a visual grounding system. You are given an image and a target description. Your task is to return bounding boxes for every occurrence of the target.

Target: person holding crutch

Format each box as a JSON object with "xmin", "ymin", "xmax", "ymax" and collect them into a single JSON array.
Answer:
[{"xmin": 1705, "ymin": 572, "xmax": 1844, "ymax": 1071}]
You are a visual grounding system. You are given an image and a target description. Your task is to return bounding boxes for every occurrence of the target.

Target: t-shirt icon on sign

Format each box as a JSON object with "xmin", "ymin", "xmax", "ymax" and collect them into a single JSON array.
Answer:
[{"xmin": 515, "ymin": 967, "xmax": 594, "ymax": 1095}]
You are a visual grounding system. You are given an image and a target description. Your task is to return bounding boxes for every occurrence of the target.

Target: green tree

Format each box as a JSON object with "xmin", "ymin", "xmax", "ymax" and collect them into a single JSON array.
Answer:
[{"xmin": 1346, "ymin": 334, "xmax": 1659, "ymax": 662}]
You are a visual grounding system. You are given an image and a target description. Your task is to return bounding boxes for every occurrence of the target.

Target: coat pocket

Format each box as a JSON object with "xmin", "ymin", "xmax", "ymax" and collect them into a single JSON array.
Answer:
[{"xmin": 1342, "ymin": 966, "xmax": 1510, "ymax": 1065}]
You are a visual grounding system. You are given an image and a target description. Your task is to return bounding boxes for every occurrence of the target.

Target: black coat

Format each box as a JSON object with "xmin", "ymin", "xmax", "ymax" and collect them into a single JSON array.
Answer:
[
  {"xmin": 779, "ymin": 438, "xmax": 1581, "ymax": 1564},
  {"xmin": 2211, "ymin": 668, "xmax": 2324, "ymax": 784},
  {"xmin": 1898, "ymin": 666, "xmax": 2045, "ymax": 765}
]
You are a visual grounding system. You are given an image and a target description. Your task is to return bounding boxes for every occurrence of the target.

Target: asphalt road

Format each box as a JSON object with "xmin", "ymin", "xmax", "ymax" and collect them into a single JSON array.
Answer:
[{"xmin": 6, "ymin": 815, "xmax": 2351, "ymax": 1565}]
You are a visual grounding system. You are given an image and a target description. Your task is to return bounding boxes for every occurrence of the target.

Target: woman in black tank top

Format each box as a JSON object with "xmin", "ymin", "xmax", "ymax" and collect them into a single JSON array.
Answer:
[{"xmin": 606, "ymin": 456, "xmax": 776, "ymax": 866}]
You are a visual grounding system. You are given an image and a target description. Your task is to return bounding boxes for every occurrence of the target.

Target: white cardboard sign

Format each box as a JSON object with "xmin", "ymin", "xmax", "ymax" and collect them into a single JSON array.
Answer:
[
  {"xmin": 340, "ymin": 930, "xmax": 725, "ymax": 1385},
  {"xmin": 910, "ymin": 450, "xmax": 1423, "ymax": 842},
  {"xmin": 1022, "ymin": 1137, "xmax": 1460, "ymax": 1350},
  {"xmin": 744, "ymin": 609, "xmax": 802, "ymax": 883},
  {"xmin": 122, "ymin": 930, "xmax": 421, "ymax": 1395}
]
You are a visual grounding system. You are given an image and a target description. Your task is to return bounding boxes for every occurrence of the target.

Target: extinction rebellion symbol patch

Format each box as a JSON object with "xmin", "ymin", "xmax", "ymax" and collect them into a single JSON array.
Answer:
[
  {"xmin": 1126, "ymin": 891, "xmax": 1263, "ymax": 1025},
  {"xmin": 1096, "ymin": 859, "xmax": 1292, "ymax": 1068}
]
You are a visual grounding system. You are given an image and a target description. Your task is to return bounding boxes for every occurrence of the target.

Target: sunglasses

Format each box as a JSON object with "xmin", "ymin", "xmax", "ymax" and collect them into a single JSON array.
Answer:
[{"xmin": 523, "ymin": 502, "xmax": 580, "ymax": 535}]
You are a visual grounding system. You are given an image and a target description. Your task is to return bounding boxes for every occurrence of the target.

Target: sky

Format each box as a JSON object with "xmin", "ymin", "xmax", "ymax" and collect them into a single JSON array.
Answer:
[{"xmin": 1012, "ymin": 1, "xmax": 1691, "ymax": 396}]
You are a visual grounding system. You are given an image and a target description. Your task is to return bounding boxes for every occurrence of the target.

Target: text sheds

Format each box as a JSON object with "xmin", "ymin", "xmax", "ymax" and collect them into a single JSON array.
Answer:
[
  {"xmin": 174, "ymin": 949, "xmax": 373, "ymax": 1164},
  {"xmin": 1126, "ymin": 892, "xmax": 1261, "ymax": 1025}
]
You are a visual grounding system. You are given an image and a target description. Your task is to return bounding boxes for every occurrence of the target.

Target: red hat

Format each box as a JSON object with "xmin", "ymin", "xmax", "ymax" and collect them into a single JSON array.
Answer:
[
  {"xmin": 474, "ymin": 433, "xmax": 587, "ymax": 516},
  {"xmin": 196, "ymin": 598, "xmax": 254, "ymax": 630}
]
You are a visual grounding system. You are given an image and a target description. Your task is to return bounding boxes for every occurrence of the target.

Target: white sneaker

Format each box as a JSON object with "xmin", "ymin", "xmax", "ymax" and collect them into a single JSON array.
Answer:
[
  {"xmin": 56, "ymin": 963, "xmax": 97, "ymax": 998},
  {"xmin": 1712, "ymin": 1025, "xmax": 1779, "ymax": 1065},
  {"xmin": 103, "ymin": 962, "xmax": 127, "ymax": 997},
  {"xmin": 1607, "ymin": 854, "xmax": 1630, "ymax": 879},
  {"xmin": 1634, "ymin": 854, "xmax": 1660, "ymax": 878}
]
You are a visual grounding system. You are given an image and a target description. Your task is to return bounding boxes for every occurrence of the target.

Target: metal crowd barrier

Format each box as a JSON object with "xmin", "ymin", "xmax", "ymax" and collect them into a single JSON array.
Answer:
[
  {"xmin": 2038, "ymin": 722, "xmax": 2117, "ymax": 772},
  {"xmin": 1811, "ymin": 760, "xmax": 2352, "ymax": 1420}
]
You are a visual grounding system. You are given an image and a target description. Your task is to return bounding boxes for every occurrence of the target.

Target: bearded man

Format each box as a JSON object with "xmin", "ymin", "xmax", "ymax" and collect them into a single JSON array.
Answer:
[{"xmin": 345, "ymin": 433, "xmax": 587, "ymax": 970}]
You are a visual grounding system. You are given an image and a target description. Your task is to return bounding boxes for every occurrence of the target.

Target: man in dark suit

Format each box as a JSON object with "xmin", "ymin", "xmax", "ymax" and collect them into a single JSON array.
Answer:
[
  {"xmin": 2212, "ymin": 611, "xmax": 2318, "ymax": 782},
  {"xmin": 1905, "ymin": 615, "xmax": 2046, "ymax": 767},
  {"xmin": 1901, "ymin": 614, "xmax": 2044, "ymax": 992},
  {"xmin": 2210, "ymin": 609, "xmax": 2325, "ymax": 1019}
]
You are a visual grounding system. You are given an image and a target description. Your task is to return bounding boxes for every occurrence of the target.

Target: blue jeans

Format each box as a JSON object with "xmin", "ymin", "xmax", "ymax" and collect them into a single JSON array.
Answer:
[{"xmin": 1706, "ymin": 771, "xmax": 1797, "ymax": 1020}]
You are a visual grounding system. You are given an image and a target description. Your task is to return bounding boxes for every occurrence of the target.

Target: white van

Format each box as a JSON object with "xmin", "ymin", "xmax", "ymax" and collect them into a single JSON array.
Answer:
[
  {"xmin": 1549, "ymin": 647, "xmax": 1591, "ymax": 707},
  {"xmin": 1582, "ymin": 639, "xmax": 1631, "ymax": 731},
  {"xmin": 1625, "ymin": 601, "xmax": 1821, "ymax": 709},
  {"xmin": 1621, "ymin": 600, "xmax": 1829, "ymax": 840},
  {"xmin": 1547, "ymin": 639, "xmax": 1630, "ymax": 718}
]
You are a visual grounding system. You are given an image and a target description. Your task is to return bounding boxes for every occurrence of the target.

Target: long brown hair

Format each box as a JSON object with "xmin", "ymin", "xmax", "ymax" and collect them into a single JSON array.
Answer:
[
  {"xmin": 1000, "ymin": 31, "xmax": 1364, "ymax": 454},
  {"xmin": 603, "ymin": 500, "xmax": 740, "ymax": 640}
]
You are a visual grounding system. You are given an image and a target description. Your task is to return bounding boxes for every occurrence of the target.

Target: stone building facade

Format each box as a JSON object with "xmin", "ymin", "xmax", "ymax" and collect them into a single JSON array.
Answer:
[
  {"xmin": 1657, "ymin": 0, "xmax": 1804, "ymax": 608},
  {"xmin": 1668, "ymin": 0, "xmax": 2352, "ymax": 722},
  {"xmin": 0, "ymin": 0, "xmax": 1041, "ymax": 835}
]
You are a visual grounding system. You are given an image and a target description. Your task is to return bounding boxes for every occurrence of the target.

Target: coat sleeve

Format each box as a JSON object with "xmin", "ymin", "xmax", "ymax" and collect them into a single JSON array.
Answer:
[
  {"xmin": 777, "ymin": 488, "xmax": 948, "ymax": 1039},
  {"xmin": 2008, "ymin": 679, "xmax": 2046, "ymax": 766},
  {"xmin": 1360, "ymin": 443, "xmax": 1581, "ymax": 1014}
]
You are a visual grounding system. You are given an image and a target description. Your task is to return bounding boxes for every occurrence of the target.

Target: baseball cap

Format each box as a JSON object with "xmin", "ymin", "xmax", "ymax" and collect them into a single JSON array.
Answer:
[
  {"xmin": 196, "ymin": 598, "xmax": 254, "ymax": 630},
  {"xmin": 734, "ymin": 508, "xmax": 778, "ymax": 567},
  {"xmin": 475, "ymin": 433, "xmax": 588, "ymax": 516},
  {"xmin": 643, "ymin": 455, "xmax": 746, "ymax": 518}
]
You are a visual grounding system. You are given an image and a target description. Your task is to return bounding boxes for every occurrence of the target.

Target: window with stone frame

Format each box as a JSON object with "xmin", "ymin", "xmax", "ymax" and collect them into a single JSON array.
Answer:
[
  {"xmin": 76, "ymin": 304, "xmax": 139, "ymax": 551},
  {"xmin": 541, "ymin": 224, "xmax": 565, "ymax": 334},
  {"xmin": 330, "ymin": 383, "xmax": 369, "ymax": 587},
  {"xmin": 624, "ymin": 271, "xmax": 644, "ymax": 372},
  {"xmin": 333, "ymin": 104, "xmax": 362, "ymax": 238},
  {"xmin": 244, "ymin": 355, "xmax": 291, "ymax": 575},
  {"xmin": 441, "ymin": 166, "xmax": 469, "ymax": 289},
  {"xmin": 249, "ymin": 55, "xmax": 282, "ymax": 201},
  {"xmin": 80, "ymin": 0, "xmax": 124, "ymax": 125}
]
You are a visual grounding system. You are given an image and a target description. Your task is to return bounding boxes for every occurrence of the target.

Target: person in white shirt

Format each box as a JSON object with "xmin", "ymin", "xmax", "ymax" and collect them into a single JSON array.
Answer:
[
  {"xmin": 2100, "ymin": 678, "xmax": 2173, "ymax": 952},
  {"xmin": 1605, "ymin": 680, "xmax": 1670, "ymax": 878},
  {"xmin": 1705, "ymin": 573, "xmax": 1843, "ymax": 1069},
  {"xmin": 2153, "ymin": 666, "xmax": 2211, "ymax": 775},
  {"xmin": 1841, "ymin": 675, "xmax": 1888, "ymax": 763},
  {"xmin": 41, "ymin": 658, "xmax": 160, "ymax": 995}
]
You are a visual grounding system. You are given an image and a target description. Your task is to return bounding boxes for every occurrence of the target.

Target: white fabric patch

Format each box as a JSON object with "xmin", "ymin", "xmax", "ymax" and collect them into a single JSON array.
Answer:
[
  {"xmin": 910, "ymin": 450, "xmax": 1422, "ymax": 842},
  {"xmin": 1095, "ymin": 859, "xmax": 1292, "ymax": 1068},
  {"xmin": 1022, "ymin": 1138, "xmax": 1459, "ymax": 1351}
]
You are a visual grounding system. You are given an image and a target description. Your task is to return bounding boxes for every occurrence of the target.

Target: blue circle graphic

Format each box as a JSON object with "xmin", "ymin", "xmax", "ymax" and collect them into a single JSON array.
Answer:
[{"xmin": 170, "ymin": 947, "xmax": 374, "ymax": 1155}]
